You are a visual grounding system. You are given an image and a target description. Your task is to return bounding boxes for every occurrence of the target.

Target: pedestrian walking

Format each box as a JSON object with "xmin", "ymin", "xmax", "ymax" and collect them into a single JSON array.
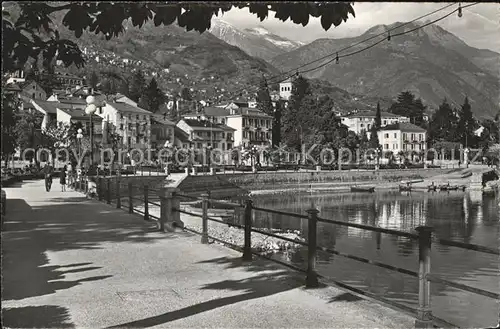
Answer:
[
  {"xmin": 60, "ymin": 165, "xmax": 67, "ymax": 192},
  {"xmin": 43, "ymin": 163, "xmax": 53, "ymax": 192}
]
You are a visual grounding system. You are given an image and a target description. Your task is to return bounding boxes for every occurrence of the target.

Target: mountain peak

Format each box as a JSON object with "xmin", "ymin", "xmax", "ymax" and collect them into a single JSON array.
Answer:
[{"xmin": 246, "ymin": 26, "xmax": 270, "ymax": 35}]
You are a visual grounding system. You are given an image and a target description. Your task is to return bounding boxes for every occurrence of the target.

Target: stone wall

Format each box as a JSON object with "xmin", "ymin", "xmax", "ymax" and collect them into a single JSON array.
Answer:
[{"xmin": 217, "ymin": 169, "xmax": 454, "ymax": 190}]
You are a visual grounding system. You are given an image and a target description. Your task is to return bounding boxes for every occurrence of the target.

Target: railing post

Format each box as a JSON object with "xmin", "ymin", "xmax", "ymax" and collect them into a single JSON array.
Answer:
[
  {"xmin": 157, "ymin": 188, "xmax": 184, "ymax": 232},
  {"xmin": 242, "ymin": 199, "xmax": 253, "ymax": 261},
  {"xmin": 201, "ymin": 193, "xmax": 209, "ymax": 244},
  {"xmin": 98, "ymin": 176, "xmax": 103, "ymax": 201},
  {"xmin": 116, "ymin": 177, "xmax": 121, "ymax": 208},
  {"xmin": 306, "ymin": 207, "xmax": 319, "ymax": 288},
  {"xmin": 415, "ymin": 226, "xmax": 434, "ymax": 328},
  {"xmin": 144, "ymin": 184, "xmax": 149, "ymax": 221},
  {"xmin": 106, "ymin": 178, "xmax": 111, "ymax": 204},
  {"xmin": 128, "ymin": 182, "xmax": 133, "ymax": 214}
]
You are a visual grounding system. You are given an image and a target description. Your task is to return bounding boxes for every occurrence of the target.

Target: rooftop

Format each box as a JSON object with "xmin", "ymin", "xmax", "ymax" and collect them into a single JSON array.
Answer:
[
  {"xmin": 347, "ymin": 111, "xmax": 405, "ymax": 118},
  {"xmin": 182, "ymin": 119, "xmax": 235, "ymax": 131},
  {"xmin": 58, "ymin": 107, "xmax": 103, "ymax": 121},
  {"xmin": 381, "ymin": 122, "xmax": 426, "ymax": 132},
  {"xmin": 107, "ymin": 102, "xmax": 151, "ymax": 115},
  {"xmin": 32, "ymin": 100, "xmax": 86, "ymax": 114}
]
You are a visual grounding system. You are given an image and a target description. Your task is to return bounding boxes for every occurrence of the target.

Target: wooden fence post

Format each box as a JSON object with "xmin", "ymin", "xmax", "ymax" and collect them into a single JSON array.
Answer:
[
  {"xmin": 106, "ymin": 178, "xmax": 111, "ymax": 204},
  {"xmin": 306, "ymin": 207, "xmax": 319, "ymax": 288},
  {"xmin": 242, "ymin": 199, "xmax": 253, "ymax": 261},
  {"xmin": 116, "ymin": 176, "xmax": 121, "ymax": 208},
  {"xmin": 415, "ymin": 226, "xmax": 434, "ymax": 328},
  {"xmin": 128, "ymin": 182, "xmax": 133, "ymax": 214},
  {"xmin": 201, "ymin": 193, "xmax": 209, "ymax": 244},
  {"xmin": 144, "ymin": 185, "xmax": 149, "ymax": 221}
]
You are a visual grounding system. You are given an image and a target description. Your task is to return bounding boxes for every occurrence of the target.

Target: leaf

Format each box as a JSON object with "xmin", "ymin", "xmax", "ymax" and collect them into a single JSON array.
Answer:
[{"xmin": 248, "ymin": 3, "xmax": 269, "ymax": 21}]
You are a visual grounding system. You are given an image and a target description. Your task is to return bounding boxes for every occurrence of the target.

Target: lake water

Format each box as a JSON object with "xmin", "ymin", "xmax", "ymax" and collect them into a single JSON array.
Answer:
[{"xmin": 249, "ymin": 190, "xmax": 499, "ymax": 328}]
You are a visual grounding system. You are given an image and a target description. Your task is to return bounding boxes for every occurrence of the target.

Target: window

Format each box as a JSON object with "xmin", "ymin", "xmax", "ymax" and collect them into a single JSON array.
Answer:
[
  {"xmin": 227, "ymin": 143, "xmax": 232, "ymax": 149},
  {"xmin": 384, "ymin": 133, "xmax": 389, "ymax": 138},
  {"xmin": 32, "ymin": 93, "xmax": 35, "ymax": 98},
  {"xmin": 360, "ymin": 124, "xmax": 364, "ymax": 127},
  {"xmin": 384, "ymin": 144, "xmax": 389, "ymax": 149},
  {"xmin": 393, "ymin": 144, "xmax": 397, "ymax": 150},
  {"xmin": 383, "ymin": 120, "xmax": 387, "ymax": 125},
  {"xmin": 221, "ymin": 132, "xmax": 225, "ymax": 138},
  {"xmin": 136, "ymin": 136, "xmax": 140, "ymax": 143},
  {"xmin": 411, "ymin": 133, "xmax": 415, "ymax": 140},
  {"xmin": 261, "ymin": 119, "xmax": 264, "ymax": 126},
  {"xmin": 243, "ymin": 131, "xmax": 247, "ymax": 138},
  {"xmin": 221, "ymin": 119, "xmax": 225, "ymax": 124},
  {"xmin": 120, "ymin": 114, "xmax": 124, "ymax": 119},
  {"xmin": 394, "ymin": 133, "xmax": 397, "ymax": 138},
  {"xmin": 120, "ymin": 124, "xmax": 123, "ymax": 130},
  {"xmin": 243, "ymin": 118, "xmax": 246, "ymax": 127},
  {"xmin": 403, "ymin": 133, "xmax": 407, "ymax": 140},
  {"xmin": 128, "ymin": 124, "xmax": 132, "ymax": 130},
  {"xmin": 419, "ymin": 133, "xmax": 423, "ymax": 141},
  {"xmin": 197, "ymin": 143, "xmax": 202, "ymax": 148}
]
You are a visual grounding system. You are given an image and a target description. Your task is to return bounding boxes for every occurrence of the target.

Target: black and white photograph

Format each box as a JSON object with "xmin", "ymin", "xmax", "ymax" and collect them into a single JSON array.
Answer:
[{"xmin": 1, "ymin": 2, "xmax": 499, "ymax": 328}]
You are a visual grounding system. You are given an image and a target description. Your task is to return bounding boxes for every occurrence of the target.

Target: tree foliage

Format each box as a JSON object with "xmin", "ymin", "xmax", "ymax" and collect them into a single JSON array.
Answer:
[
  {"xmin": 388, "ymin": 91, "xmax": 426, "ymax": 127},
  {"xmin": 282, "ymin": 75, "xmax": 312, "ymax": 151},
  {"xmin": 1, "ymin": 91, "xmax": 18, "ymax": 162},
  {"xmin": 256, "ymin": 77, "xmax": 273, "ymax": 116},
  {"xmin": 2, "ymin": 2, "xmax": 355, "ymax": 73},
  {"xmin": 456, "ymin": 96, "xmax": 476, "ymax": 147},
  {"xmin": 428, "ymin": 99, "xmax": 458, "ymax": 144},
  {"xmin": 138, "ymin": 77, "xmax": 165, "ymax": 113},
  {"xmin": 129, "ymin": 70, "xmax": 146, "ymax": 102},
  {"xmin": 180, "ymin": 87, "xmax": 192, "ymax": 101}
]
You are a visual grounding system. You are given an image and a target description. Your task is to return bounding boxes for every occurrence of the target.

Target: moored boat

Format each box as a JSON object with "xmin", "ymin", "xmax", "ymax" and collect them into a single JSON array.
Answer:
[
  {"xmin": 351, "ymin": 186, "xmax": 375, "ymax": 193},
  {"xmin": 399, "ymin": 185, "xmax": 412, "ymax": 192}
]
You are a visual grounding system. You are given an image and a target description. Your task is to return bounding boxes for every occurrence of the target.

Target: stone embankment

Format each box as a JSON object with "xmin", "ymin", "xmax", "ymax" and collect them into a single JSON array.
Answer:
[{"xmin": 137, "ymin": 204, "xmax": 306, "ymax": 253}]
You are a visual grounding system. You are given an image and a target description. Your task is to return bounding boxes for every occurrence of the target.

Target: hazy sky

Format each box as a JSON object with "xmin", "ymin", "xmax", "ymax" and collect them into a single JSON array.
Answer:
[{"xmin": 217, "ymin": 3, "xmax": 500, "ymax": 52}]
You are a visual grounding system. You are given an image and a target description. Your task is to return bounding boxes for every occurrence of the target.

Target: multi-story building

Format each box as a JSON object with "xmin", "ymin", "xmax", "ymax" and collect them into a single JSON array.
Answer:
[
  {"xmin": 226, "ymin": 107, "xmax": 272, "ymax": 148},
  {"xmin": 183, "ymin": 105, "xmax": 272, "ymax": 148},
  {"xmin": 341, "ymin": 111, "xmax": 410, "ymax": 135},
  {"xmin": 150, "ymin": 114, "xmax": 176, "ymax": 149},
  {"xmin": 377, "ymin": 122, "xmax": 427, "ymax": 154},
  {"xmin": 100, "ymin": 102, "xmax": 152, "ymax": 150},
  {"xmin": 176, "ymin": 118, "xmax": 236, "ymax": 152},
  {"xmin": 5, "ymin": 80, "xmax": 47, "ymax": 100},
  {"xmin": 56, "ymin": 107, "xmax": 103, "ymax": 142}
]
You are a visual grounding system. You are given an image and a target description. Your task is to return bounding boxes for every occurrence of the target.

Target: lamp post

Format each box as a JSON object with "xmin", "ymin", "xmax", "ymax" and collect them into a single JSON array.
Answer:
[
  {"xmin": 85, "ymin": 95, "xmax": 97, "ymax": 169},
  {"xmin": 76, "ymin": 128, "xmax": 83, "ymax": 181},
  {"xmin": 77, "ymin": 128, "xmax": 83, "ymax": 164},
  {"xmin": 251, "ymin": 145, "xmax": 258, "ymax": 173}
]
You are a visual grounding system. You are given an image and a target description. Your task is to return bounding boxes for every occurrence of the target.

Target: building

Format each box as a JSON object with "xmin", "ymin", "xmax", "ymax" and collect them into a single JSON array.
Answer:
[
  {"xmin": 5, "ymin": 69, "xmax": 26, "ymax": 84},
  {"xmin": 341, "ymin": 111, "xmax": 410, "ymax": 135},
  {"xmin": 56, "ymin": 107, "xmax": 103, "ymax": 141},
  {"xmin": 150, "ymin": 114, "xmax": 176, "ymax": 149},
  {"xmin": 47, "ymin": 72, "xmax": 84, "ymax": 88},
  {"xmin": 5, "ymin": 80, "xmax": 47, "ymax": 100},
  {"xmin": 176, "ymin": 118, "xmax": 236, "ymax": 152},
  {"xmin": 279, "ymin": 78, "xmax": 292, "ymax": 100},
  {"xmin": 100, "ymin": 102, "xmax": 152, "ymax": 150},
  {"xmin": 183, "ymin": 105, "xmax": 273, "ymax": 148},
  {"xmin": 377, "ymin": 122, "xmax": 427, "ymax": 155},
  {"xmin": 226, "ymin": 107, "xmax": 272, "ymax": 148}
]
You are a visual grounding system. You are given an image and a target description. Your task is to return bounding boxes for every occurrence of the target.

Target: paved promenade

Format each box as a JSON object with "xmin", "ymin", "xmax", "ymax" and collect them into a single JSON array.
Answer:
[{"xmin": 2, "ymin": 180, "xmax": 414, "ymax": 328}]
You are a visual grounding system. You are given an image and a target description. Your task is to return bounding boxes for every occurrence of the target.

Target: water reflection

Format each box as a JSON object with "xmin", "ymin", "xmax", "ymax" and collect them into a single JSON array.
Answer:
[{"xmin": 251, "ymin": 190, "xmax": 499, "ymax": 328}]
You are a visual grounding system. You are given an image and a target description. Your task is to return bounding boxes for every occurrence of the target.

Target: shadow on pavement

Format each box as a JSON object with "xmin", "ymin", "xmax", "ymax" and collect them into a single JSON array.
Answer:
[
  {"xmin": 2, "ymin": 195, "xmax": 183, "ymax": 303},
  {"xmin": 328, "ymin": 292, "xmax": 364, "ymax": 303},
  {"xmin": 107, "ymin": 256, "xmax": 303, "ymax": 328},
  {"xmin": 1, "ymin": 305, "xmax": 75, "ymax": 328}
]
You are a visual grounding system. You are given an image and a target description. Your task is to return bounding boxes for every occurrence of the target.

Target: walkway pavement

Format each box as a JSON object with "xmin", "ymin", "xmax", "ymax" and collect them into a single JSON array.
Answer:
[{"xmin": 2, "ymin": 180, "xmax": 415, "ymax": 328}]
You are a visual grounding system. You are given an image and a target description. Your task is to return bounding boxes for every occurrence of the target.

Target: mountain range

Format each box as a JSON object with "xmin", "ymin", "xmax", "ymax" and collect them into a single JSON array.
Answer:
[
  {"xmin": 11, "ymin": 4, "xmax": 499, "ymax": 120},
  {"xmin": 208, "ymin": 18, "xmax": 304, "ymax": 61},
  {"xmin": 270, "ymin": 22, "xmax": 500, "ymax": 119}
]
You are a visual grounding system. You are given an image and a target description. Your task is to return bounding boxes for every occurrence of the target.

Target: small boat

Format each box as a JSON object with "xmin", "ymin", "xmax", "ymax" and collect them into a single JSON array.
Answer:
[
  {"xmin": 399, "ymin": 185, "xmax": 412, "ymax": 192},
  {"xmin": 351, "ymin": 186, "xmax": 375, "ymax": 193},
  {"xmin": 401, "ymin": 179, "xmax": 424, "ymax": 185},
  {"xmin": 427, "ymin": 185, "xmax": 437, "ymax": 192}
]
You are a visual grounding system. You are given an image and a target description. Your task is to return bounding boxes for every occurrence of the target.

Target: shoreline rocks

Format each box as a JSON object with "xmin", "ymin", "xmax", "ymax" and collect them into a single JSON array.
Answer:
[{"xmin": 141, "ymin": 205, "xmax": 306, "ymax": 253}]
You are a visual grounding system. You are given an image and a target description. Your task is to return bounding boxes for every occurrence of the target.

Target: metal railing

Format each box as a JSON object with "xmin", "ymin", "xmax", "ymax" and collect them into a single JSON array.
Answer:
[{"xmin": 73, "ymin": 177, "xmax": 499, "ymax": 329}]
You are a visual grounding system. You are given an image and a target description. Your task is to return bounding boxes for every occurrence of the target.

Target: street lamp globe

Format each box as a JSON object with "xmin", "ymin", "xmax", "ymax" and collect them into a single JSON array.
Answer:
[
  {"xmin": 86, "ymin": 95, "xmax": 96, "ymax": 105},
  {"xmin": 77, "ymin": 128, "xmax": 83, "ymax": 134},
  {"xmin": 85, "ymin": 103, "xmax": 97, "ymax": 115}
]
